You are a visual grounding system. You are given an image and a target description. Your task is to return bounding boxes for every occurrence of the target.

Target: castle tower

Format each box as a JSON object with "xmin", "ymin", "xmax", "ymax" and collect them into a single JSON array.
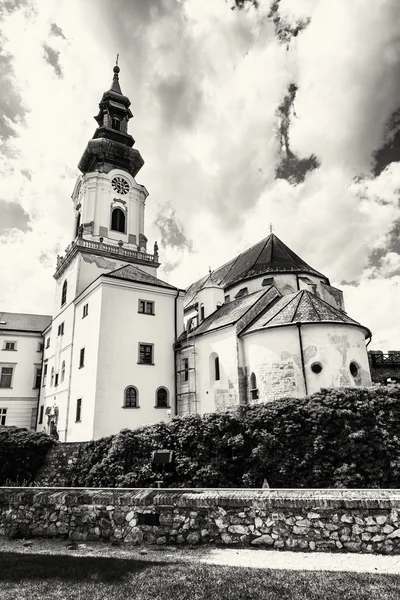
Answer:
[{"xmin": 54, "ymin": 60, "xmax": 159, "ymax": 299}]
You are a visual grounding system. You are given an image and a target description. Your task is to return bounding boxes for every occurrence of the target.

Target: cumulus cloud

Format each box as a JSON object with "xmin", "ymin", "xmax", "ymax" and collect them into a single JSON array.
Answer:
[{"xmin": 0, "ymin": 0, "xmax": 400, "ymax": 352}]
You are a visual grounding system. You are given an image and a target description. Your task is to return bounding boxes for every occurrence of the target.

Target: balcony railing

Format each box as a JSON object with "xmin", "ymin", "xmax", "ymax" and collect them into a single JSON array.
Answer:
[
  {"xmin": 75, "ymin": 238, "xmax": 158, "ymax": 263},
  {"xmin": 56, "ymin": 236, "xmax": 159, "ymax": 275}
]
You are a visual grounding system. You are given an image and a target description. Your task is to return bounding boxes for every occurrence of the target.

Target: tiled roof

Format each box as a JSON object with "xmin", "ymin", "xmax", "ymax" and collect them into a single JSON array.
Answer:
[
  {"xmin": 243, "ymin": 290, "xmax": 370, "ymax": 336},
  {"xmin": 184, "ymin": 233, "xmax": 327, "ymax": 308},
  {"xmin": 179, "ymin": 290, "xmax": 268, "ymax": 341},
  {"xmin": 105, "ymin": 264, "xmax": 177, "ymax": 290},
  {"xmin": 0, "ymin": 312, "xmax": 51, "ymax": 333}
]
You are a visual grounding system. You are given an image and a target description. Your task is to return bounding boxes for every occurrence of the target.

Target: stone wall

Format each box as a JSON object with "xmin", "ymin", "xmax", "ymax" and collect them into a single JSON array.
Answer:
[
  {"xmin": 1, "ymin": 488, "xmax": 400, "ymax": 554},
  {"xmin": 34, "ymin": 443, "xmax": 90, "ymax": 486}
]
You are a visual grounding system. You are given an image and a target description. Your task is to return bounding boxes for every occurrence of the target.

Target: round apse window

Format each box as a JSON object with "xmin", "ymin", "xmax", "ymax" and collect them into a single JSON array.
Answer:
[
  {"xmin": 111, "ymin": 177, "xmax": 129, "ymax": 195},
  {"xmin": 350, "ymin": 362, "xmax": 359, "ymax": 378},
  {"xmin": 311, "ymin": 362, "xmax": 322, "ymax": 374}
]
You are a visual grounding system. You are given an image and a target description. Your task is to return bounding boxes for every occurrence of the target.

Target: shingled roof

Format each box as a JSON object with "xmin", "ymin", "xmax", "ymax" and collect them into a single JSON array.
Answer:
[
  {"xmin": 104, "ymin": 264, "xmax": 177, "ymax": 290},
  {"xmin": 184, "ymin": 233, "xmax": 328, "ymax": 308},
  {"xmin": 243, "ymin": 290, "xmax": 370, "ymax": 337},
  {"xmin": 0, "ymin": 312, "xmax": 51, "ymax": 333}
]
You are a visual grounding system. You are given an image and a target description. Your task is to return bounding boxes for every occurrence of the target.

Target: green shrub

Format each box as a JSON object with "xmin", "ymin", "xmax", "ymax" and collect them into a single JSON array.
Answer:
[{"xmin": 0, "ymin": 426, "xmax": 56, "ymax": 485}]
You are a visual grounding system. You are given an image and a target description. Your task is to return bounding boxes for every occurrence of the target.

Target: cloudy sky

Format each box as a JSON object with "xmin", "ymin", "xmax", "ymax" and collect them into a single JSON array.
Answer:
[{"xmin": 1, "ymin": 0, "xmax": 400, "ymax": 350}]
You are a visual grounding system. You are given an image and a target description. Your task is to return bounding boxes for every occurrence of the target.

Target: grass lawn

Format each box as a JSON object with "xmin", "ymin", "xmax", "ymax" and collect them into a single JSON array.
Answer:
[{"xmin": 0, "ymin": 548, "xmax": 400, "ymax": 600}]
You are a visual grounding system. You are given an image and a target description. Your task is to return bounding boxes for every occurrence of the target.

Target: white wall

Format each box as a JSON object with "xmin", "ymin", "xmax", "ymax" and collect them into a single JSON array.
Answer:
[
  {"xmin": 185, "ymin": 326, "xmax": 240, "ymax": 415},
  {"xmin": 242, "ymin": 322, "xmax": 371, "ymax": 403},
  {"xmin": 0, "ymin": 331, "xmax": 43, "ymax": 429},
  {"xmin": 92, "ymin": 280, "xmax": 179, "ymax": 439},
  {"xmin": 66, "ymin": 284, "xmax": 103, "ymax": 441}
]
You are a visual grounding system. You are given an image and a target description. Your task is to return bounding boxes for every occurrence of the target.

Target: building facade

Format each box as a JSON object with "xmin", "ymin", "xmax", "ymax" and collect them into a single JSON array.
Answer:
[
  {"xmin": 0, "ymin": 313, "xmax": 51, "ymax": 429},
  {"xmin": 1, "ymin": 64, "xmax": 374, "ymax": 440}
]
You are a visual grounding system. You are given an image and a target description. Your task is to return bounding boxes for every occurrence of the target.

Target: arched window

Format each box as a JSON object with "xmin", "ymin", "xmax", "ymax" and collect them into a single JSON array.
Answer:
[
  {"xmin": 61, "ymin": 361, "xmax": 66, "ymax": 383},
  {"xmin": 200, "ymin": 304, "xmax": 205, "ymax": 321},
  {"xmin": 155, "ymin": 387, "xmax": 169, "ymax": 408},
  {"xmin": 250, "ymin": 372, "xmax": 259, "ymax": 400},
  {"xmin": 112, "ymin": 117, "xmax": 120, "ymax": 131},
  {"xmin": 124, "ymin": 386, "xmax": 138, "ymax": 408},
  {"xmin": 51, "ymin": 367, "xmax": 54, "ymax": 387},
  {"xmin": 111, "ymin": 207, "xmax": 126, "ymax": 233},
  {"xmin": 61, "ymin": 280, "xmax": 67, "ymax": 307},
  {"xmin": 215, "ymin": 356, "xmax": 220, "ymax": 381}
]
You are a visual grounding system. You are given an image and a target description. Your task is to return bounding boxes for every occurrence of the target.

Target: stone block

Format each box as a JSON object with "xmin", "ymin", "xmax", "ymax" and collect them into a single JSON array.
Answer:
[
  {"xmin": 309, "ymin": 541, "xmax": 316, "ymax": 551},
  {"xmin": 383, "ymin": 524, "xmax": 395, "ymax": 534},
  {"xmin": 156, "ymin": 536, "xmax": 167, "ymax": 545},
  {"xmin": 307, "ymin": 513, "xmax": 320, "ymax": 520},
  {"xmin": 221, "ymin": 533, "xmax": 233, "ymax": 544},
  {"xmin": 228, "ymin": 525, "xmax": 248, "ymax": 535},
  {"xmin": 376, "ymin": 515, "xmax": 387, "ymax": 525},
  {"xmin": 340, "ymin": 514, "xmax": 353, "ymax": 524},
  {"xmin": 251, "ymin": 534, "xmax": 274, "ymax": 546},
  {"xmin": 371, "ymin": 535, "xmax": 385, "ymax": 543},
  {"xmin": 388, "ymin": 528, "xmax": 400, "ymax": 539},
  {"xmin": 254, "ymin": 517, "xmax": 263, "ymax": 530},
  {"xmin": 344, "ymin": 541, "xmax": 361, "ymax": 552}
]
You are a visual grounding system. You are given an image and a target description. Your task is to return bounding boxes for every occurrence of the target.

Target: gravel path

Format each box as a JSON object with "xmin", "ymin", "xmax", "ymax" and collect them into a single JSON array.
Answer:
[{"xmin": 1, "ymin": 538, "xmax": 400, "ymax": 575}]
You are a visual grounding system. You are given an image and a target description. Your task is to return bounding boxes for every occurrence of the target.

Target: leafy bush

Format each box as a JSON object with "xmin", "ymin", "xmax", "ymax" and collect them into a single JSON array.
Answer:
[
  {"xmin": 0, "ymin": 426, "xmax": 56, "ymax": 485},
  {"xmin": 59, "ymin": 385, "xmax": 400, "ymax": 488}
]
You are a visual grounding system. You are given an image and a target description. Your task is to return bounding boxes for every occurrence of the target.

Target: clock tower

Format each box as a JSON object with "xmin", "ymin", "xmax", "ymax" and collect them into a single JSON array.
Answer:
[{"xmin": 54, "ymin": 61, "xmax": 159, "ymax": 297}]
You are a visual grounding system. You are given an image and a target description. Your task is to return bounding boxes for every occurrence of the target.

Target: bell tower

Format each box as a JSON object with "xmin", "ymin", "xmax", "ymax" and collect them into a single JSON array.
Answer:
[{"xmin": 54, "ymin": 60, "xmax": 159, "ymax": 295}]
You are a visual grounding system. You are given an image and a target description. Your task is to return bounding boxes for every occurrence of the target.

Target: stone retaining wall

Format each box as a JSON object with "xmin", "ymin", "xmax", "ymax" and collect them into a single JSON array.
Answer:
[{"xmin": 1, "ymin": 488, "xmax": 400, "ymax": 554}]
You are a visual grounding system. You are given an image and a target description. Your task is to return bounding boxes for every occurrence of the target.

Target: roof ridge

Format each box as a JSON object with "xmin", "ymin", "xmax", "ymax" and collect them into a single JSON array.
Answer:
[
  {"xmin": 306, "ymin": 292, "xmax": 322, "ymax": 321},
  {"xmin": 291, "ymin": 290, "xmax": 306, "ymax": 323},
  {"xmin": 262, "ymin": 290, "xmax": 300, "ymax": 327}
]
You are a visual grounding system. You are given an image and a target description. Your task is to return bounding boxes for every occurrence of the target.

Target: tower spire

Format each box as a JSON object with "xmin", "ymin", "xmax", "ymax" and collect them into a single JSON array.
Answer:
[{"xmin": 110, "ymin": 54, "xmax": 122, "ymax": 94}]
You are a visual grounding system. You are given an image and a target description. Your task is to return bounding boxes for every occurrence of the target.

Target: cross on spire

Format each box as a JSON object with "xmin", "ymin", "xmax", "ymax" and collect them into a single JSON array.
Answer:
[
  {"xmin": 269, "ymin": 223, "xmax": 274, "ymax": 234},
  {"xmin": 116, "ymin": 53, "xmax": 119, "ymax": 66}
]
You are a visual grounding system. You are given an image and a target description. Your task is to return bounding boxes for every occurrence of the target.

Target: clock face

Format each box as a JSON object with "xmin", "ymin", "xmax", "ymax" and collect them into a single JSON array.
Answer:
[{"xmin": 111, "ymin": 176, "xmax": 129, "ymax": 195}]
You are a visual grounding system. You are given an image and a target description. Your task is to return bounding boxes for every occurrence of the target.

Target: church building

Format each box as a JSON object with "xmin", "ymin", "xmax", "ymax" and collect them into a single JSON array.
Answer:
[{"xmin": 0, "ymin": 65, "xmax": 372, "ymax": 441}]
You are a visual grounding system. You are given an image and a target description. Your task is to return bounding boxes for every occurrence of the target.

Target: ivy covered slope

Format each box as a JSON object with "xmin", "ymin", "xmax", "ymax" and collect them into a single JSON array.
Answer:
[
  {"xmin": 65, "ymin": 386, "xmax": 400, "ymax": 489},
  {"xmin": 0, "ymin": 426, "xmax": 56, "ymax": 485}
]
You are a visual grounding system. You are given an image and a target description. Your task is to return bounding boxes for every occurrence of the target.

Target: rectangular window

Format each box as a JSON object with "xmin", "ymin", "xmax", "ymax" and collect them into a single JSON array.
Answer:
[
  {"xmin": 46, "ymin": 337, "xmax": 50, "ymax": 349},
  {"xmin": 3, "ymin": 341, "xmax": 16, "ymax": 351},
  {"xmin": 57, "ymin": 322, "xmax": 64, "ymax": 336},
  {"xmin": 0, "ymin": 367, "xmax": 13, "ymax": 388},
  {"xmin": 76, "ymin": 398, "xmax": 82, "ymax": 422},
  {"xmin": 38, "ymin": 405, "xmax": 44, "ymax": 425},
  {"xmin": 43, "ymin": 363, "xmax": 48, "ymax": 386},
  {"xmin": 138, "ymin": 300, "xmax": 155, "ymax": 315},
  {"xmin": 139, "ymin": 343, "xmax": 153, "ymax": 365},
  {"xmin": 0, "ymin": 408, "xmax": 7, "ymax": 426},
  {"xmin": 79, "ymin": 348, "xmax": 85, "ymax": 368},
  {"xmin": 34, "ymin": 367, "xmax": 42, "ymax": 389},
  {"xmin": 37, "ymin": 342, "xmax": 44, "ymax": 352},
  {"xmin": 30, "ymin": 407, "xmax": 37, "ymax": 429},
  {"xmin": 183, "ymin": 358, "xmax": 189, "ymax": 382},
  {"xmin": 54, "ymin": 373, "xmax": 59, "ymax": 387},
  {"xmin": 82, "ymin": 303, "xmax": 89, "ymax": 318}
]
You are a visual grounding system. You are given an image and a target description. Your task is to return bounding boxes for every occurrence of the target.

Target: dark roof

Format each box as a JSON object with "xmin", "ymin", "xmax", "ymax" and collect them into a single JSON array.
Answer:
[
  {"xmin": 184, "ymin": 233, "xmax": 327, "ymax": 308},
  {"xmin": 104, "ymin": 264, "xmax": 177, "ymax": 290},
  {"xmin": 179, "ymin": 290, "xmax": 267, "ymax": 341},
  {"xmin": 0, "ymin": 312, "xmax": 51, "ymax": 333},
  {"xmin": 244, "ymin": 290, "xmax": 370, "ymax": 337}
]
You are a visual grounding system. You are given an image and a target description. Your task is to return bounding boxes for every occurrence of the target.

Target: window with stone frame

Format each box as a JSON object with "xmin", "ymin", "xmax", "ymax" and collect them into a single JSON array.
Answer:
[
  {"xmin": 0, "ymin": 366, "xmax": 13, "ymax": 388},
  {"xmin": 0, "ymin": 408, "xmax": 7, "ymax": 425},
  {"xmin": 76, "ymin": 398, "xmax": 82, "ymax": 422},
  {"xmin": 34, "ymin": 366, "xmax": 42, "ymax": 389},
  {"xmin": 250, "ymin": 372, "xmax": 259, "ymax": 400},
  {"xmin": 3, "ymin": 341, "xmax": 16, "ymax": 351},
  {"xmin": 111, "ymin": 207, "xmax": 126, "ymax": 233},
  {"xmin": 61, "ymin": 280, "xmax": 67, "ymax": 307},
  {"xmin": 138, "ymin": 299, "xmax": 155, "ymax": 315},
  {"xmin": 139, "ymin": 344, "xmax": 153, "ymax": 365}
]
